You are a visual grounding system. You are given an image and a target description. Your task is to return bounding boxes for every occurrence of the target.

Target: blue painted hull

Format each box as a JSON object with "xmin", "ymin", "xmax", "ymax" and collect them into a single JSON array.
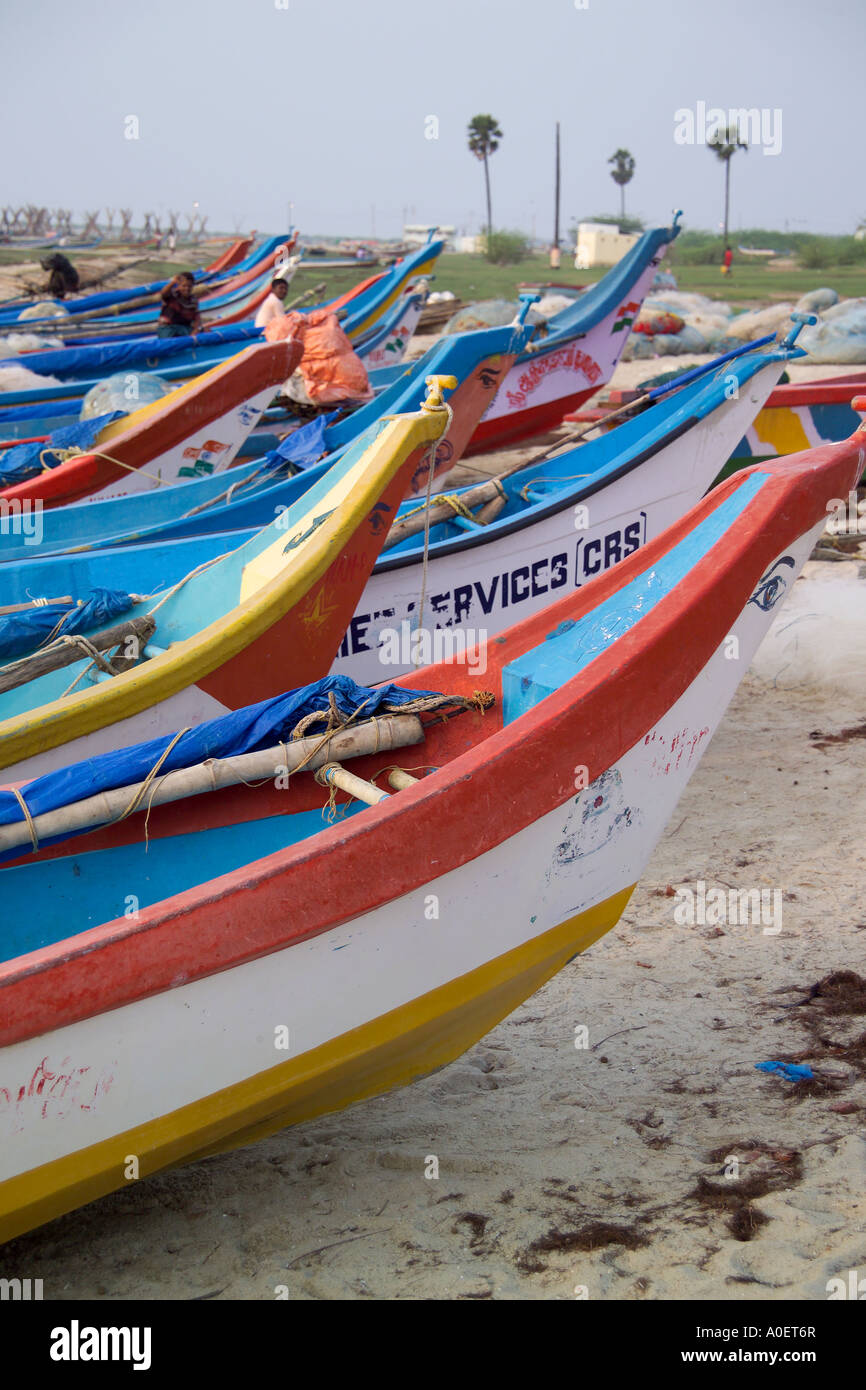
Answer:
[{"xmin": 0, "ymin": 345, "xmax": 794, "ymax": 612}]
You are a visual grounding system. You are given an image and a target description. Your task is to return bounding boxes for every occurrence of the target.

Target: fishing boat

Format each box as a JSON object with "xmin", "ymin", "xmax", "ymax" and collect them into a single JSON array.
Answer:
[
  {"xmin": 464, "ymin": 215, "xmax": 682, "ymax": 452},
  {"xmin": 253, "ymin": 220, "xmax": 684, "ymax": 456},
  {"xmin": 0, "ymin": 311, "xmax": 536, "ymax": 561},
  {"xmin": 0, "ymin": 234, "xmax": 267, "ymax": 322},
  {"xmin": 352, "ymin": 290, "xmax": 426, "ymax": 370},
  {"xmin": 0, "ymin": 378, "xmax": 456, "ymax": 781},
  {"xmin": 0, "ymin": 324, "xmax": 266, "ymax": 415},
  {"xmin": 0, "ymin": 286, "xmax": 427, "ymax": 443},
  {"xmin": 566, "ymin": 361, "xmax": 866, "ymax": 486},
  {"xmin": 0, "ymin": 340, "xmax": 302, "ymax": 508},
  {"xmin": 1, "ymin": 335, "xmax": 808, "ymax": 690},
  {"xmin": 331, "ymin": 336, "xmax": 811, "ymax": 683},
  {"xmin": 723, "ymin": 369, "xmax": 866, "ymax": 480},
  {"xmin": 0, "ymin": 244, "xmax": 441, "ymax": 427},
  {"xmin": 0, "ymin": 416, "xmax": 862, "ymax": 1242},
  {"xmin": 0, "ymin": 236, "xmax": 297, "ymax": 331}
]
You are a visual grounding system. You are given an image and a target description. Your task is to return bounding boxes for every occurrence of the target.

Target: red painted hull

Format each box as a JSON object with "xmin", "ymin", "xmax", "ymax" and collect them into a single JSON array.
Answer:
[
  {"xmin": 0, "ymin": 340, "xmax": 301, "ymax": 509},
  {"xmin": 2, "ymin": 432, "xmax": 863, "ymax": 1047},
  {"xmin": 205, "ymin": 237, "xmax": 255, "ymax": 275},
  {"xmin": 465, "ymin": 383, "xmax": 596, "ymax": 453},
  {"xmin": 764, "ymin": 372, "xmax": 866, "ymax": 408}
]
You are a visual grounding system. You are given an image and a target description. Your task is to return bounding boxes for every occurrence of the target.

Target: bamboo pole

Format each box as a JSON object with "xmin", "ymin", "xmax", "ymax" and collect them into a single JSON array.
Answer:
[
  {"xmin": 0, "ymin": 615, "xmax": 156, "ymax": 695},
  {"xmin": 315, "ymin": 761, "xmax": 390, "ymax": 806},
  {"xmin": 0, "ymin": 713, "xmax": 424, "ymax": 854},
  {"xmin": 474, "ymin": 492, "xmax": 508, "ymax": 526},
  {"xmin": 383, "ymin": 441, "xmax": 587, "ymax": 550},
  {"xmin": 0, "ymin": 597, "xmax": 72, "ymax": 617},
  {"xmin": 387, "ymin": 768, "xmax": 420, "ymax": 790}
]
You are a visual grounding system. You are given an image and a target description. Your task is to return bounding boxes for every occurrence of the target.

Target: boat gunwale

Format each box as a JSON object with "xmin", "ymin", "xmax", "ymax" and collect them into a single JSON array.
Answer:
[
  {"xmin": 0, "ymin": 434, "xmax": 862, "ymax": 1047},
  {"xmin": 377, "ymin": 349, "xmax": 796, "ymax": 572},
  {"xmin": 0, "ymin": 408, "xmax": 447, "ymax": 772},
  {"xmin": 0, "ymin": 340, "xmax": 300, "ymax": 508}
]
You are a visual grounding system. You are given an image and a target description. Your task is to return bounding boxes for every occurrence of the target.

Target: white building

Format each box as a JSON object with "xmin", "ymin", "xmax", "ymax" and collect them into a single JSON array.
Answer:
[
  {"xmin": 574, "ymin": 222, "xmax": 638, "ymax": 269},
  {"xmin": 403, "ymin": 224, "xmax": 457, "ymax": 250},
  {"xmin": 453, "ymin": 233, "xmax": 485, "ymax": 254}
]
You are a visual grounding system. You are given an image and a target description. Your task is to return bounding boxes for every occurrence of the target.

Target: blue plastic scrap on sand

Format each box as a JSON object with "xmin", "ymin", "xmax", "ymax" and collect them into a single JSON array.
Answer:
[{"xmin": 755, "ymin": 1061, "xmax": 814, "ymax": 1081}]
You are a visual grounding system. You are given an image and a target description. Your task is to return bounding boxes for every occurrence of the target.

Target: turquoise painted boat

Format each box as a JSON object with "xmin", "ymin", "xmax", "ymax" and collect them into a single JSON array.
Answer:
[
  {"xmin": 0, "ymin": 342, "xmax": 805, "ymax": 664},
  {"xmin": 0, "ymin": 288, "xmax": 429, "ymax": 442},
  {"xmin": 0, "ymin": 313, "xmax": 536, "ymax": 563}
]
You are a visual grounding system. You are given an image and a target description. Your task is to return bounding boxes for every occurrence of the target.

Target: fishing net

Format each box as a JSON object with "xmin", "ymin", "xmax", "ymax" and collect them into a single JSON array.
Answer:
[
  {"xmin": 0, "ymin": 333, "xmax": 65, "ymax": 356},
  {"xmin": 17, "ymin": 301, "xmax": 69, "ymax": 320},
  {"xmin": 80, "ymin": 370, "xmax": 171, "ymax": 420},
  {"xmin": 801, "ymin": 299, "xmax": 866, "ymax": 364},
  {"xmin": 444, "ymin": 299, "xmax": 544, "ymax": 335}
]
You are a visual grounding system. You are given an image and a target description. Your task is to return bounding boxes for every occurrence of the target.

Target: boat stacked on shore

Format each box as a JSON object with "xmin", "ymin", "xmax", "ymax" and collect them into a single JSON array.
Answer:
[{"xmin": 1, "ymin": 219, "xmax": 863, "ymax": 1243}]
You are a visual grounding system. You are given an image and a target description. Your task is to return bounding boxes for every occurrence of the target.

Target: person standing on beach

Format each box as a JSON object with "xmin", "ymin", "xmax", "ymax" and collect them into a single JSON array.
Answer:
[
  {"xmin": 41, "ymin": 252, "xmax": 80, "ymax": 298},
  {"xmin": 157, "ymin": 272, "xmax": 201, "ymax": 338},
  {"xmin": 255, "ymin": 277, "xmax": 290, "ymax": 329}
]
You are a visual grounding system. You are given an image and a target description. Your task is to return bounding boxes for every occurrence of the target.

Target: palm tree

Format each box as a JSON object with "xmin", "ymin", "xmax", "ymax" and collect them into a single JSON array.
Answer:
[
  {"xmin": 709, "ymin": 122, "xmax": 748, "ymax": 248},
  {"xmin": 608, "ymin": 148, "xmax": 635, "ymax": 220},
  {"xmin": 467, "ymin": 114, "xmax": 503, "ymax": 238}
]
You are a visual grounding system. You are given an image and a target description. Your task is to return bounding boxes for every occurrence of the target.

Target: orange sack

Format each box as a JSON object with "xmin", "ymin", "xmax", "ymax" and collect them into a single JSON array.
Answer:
[{"xmin": 265, "ymin": 308, "xmax": 373, "ymax": 404}]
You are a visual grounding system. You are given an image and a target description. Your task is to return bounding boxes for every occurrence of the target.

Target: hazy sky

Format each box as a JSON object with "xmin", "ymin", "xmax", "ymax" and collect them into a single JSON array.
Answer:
[{"xmin": 2, "ymin": 0, "xmax": 863, "ymax": 239}]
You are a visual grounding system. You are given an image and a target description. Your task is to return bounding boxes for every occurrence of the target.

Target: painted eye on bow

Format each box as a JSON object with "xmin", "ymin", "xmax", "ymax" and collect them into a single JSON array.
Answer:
[
  {"xmin": 751, "ymin": 574, "xmax": 787, "ymax": 611},
  {"xmin": 748, "ymin": 556, "xmax": 795, "ymax": 613}
]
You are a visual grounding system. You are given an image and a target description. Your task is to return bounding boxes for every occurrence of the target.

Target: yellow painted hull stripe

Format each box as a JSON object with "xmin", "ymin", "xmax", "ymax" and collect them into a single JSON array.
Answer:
[
  {"xmin": 0, "ymin": 885, "xmax": 634, "ymax": 1243},
  {"xmin": 0, "ymin": 410, "xmax": 444, "ymax": 770},
  {"xmin": 350, "ymin": 256, "xmax": 439, "ymax": 339}
]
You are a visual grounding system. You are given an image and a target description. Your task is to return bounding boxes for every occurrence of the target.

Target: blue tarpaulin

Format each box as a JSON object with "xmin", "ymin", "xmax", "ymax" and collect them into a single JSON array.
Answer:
[
  {"xmin": 265, "ymin": 413, "xmax": 337, "ymax": 472},
  {"xmin": 0, "ymin": 676, "xmax": 439, "ymax": 858},
  {"xmin": 0, "ymin": 411, "xmax": 121, "ymax": 488},
  {"xmin": 0, "ymin": 324, "xmax": 260, "ymax": 380},
  {"xmin": 0, "ymin": 588, "xmax": 137, "ymax": 663}
]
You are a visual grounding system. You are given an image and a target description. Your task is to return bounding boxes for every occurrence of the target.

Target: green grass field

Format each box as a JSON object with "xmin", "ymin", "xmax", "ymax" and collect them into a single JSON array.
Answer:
[
  {"xmin": 4, "ymin": 241, "xmax": 865, "ymax": 310},
  {"xmin": 290, "ymin": 252, "xmax": 866, "ymax": 309}
]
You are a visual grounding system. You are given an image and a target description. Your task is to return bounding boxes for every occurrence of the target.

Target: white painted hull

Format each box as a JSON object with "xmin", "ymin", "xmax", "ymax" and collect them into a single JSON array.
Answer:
[
  {"xmin": 478, "ymin": 258, "xmax": 659, "ymax": 430},
  {"xmin": 334, "ymin": 362, "xmax": 784, "ymax": 684},
  {"xmin": 362, "ymin": 298, "xmax": 424, "ymax": 369},
  {"xmin": 0, "ymin": 525, "xmax": 819, "ymax": 1185},
  {"xmin": 86, "ymin": 383, "xmax": 276, "ymax": 503}
]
